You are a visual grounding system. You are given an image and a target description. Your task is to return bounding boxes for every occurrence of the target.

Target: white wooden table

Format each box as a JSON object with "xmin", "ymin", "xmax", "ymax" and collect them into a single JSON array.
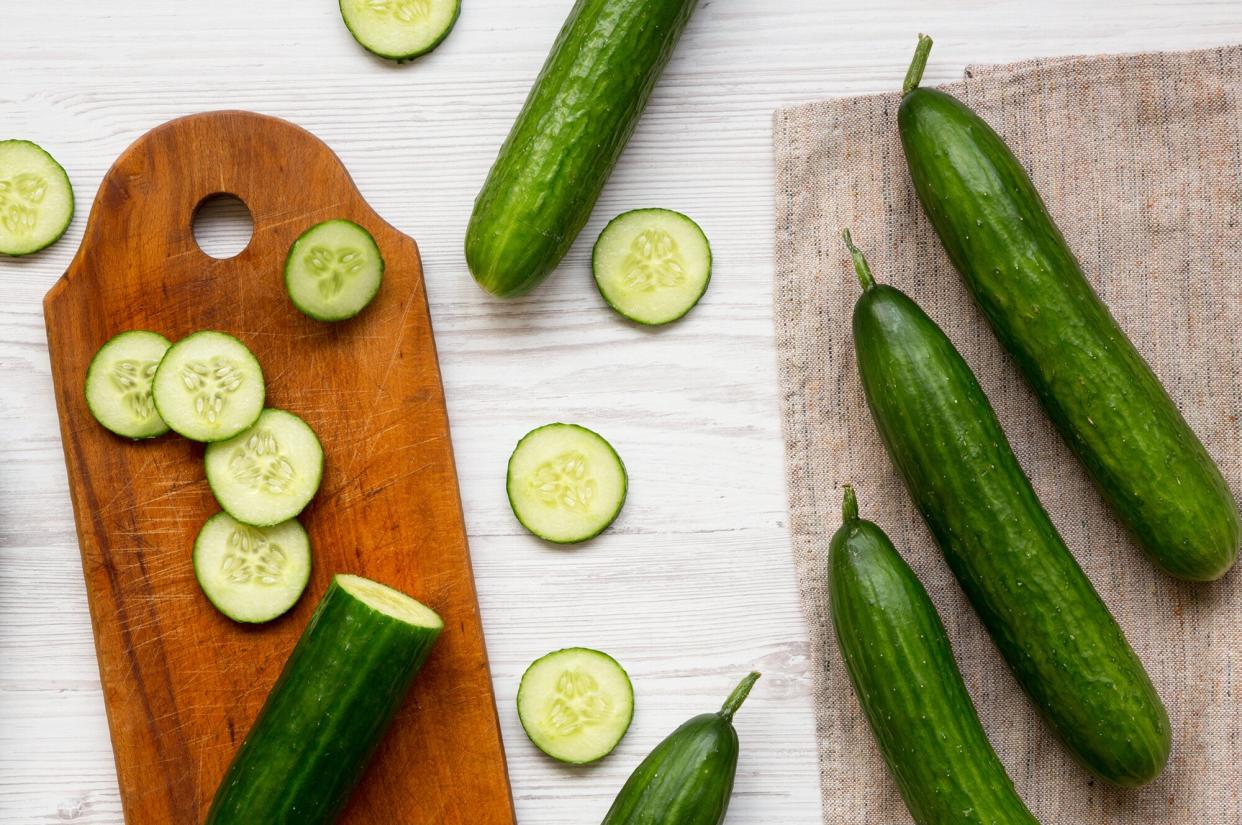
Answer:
[{"xmin": 3, "ymin": 2, "xmax": 1240, "ymax": 822}]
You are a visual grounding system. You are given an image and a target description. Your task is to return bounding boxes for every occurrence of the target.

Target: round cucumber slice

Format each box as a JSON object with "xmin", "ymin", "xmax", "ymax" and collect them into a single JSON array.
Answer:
[
  {"xmin": 152, "ymin": 331, "xmax": 265, "ymax": 442},
  {"xmin": 0, "ymin": 140, "xmax": 74, "ymax": 256},
  {"xmin": 506, "ymin": 423, "xmax": 627, "ymax": 544},
  {"xmin": 339, "ymin": 0, "xmax": 461, "ymax": 62},
  {"xmin": 285, "ymin": 219, "xmax": 385, "ymax": 322},
  {"xmin": 205, "ymin": 408, "xmax": 324, "ymax": 527},
  {"xmin": 518, "ymin": 647, "xmax": 634, "ymax": 764},
  {"xmin": 194, "ymin": 512, "xmax": 311, "ymax": 624},
  {"xmin": 592, "ymin": 209, "xmax": 712, "ymax": 326},
  {"xmin": 84, "ymin": 330, "xmax": 172, "ymax": 439}
]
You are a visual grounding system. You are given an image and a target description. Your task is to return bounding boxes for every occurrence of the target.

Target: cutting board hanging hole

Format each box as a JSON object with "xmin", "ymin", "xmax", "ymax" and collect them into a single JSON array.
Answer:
[{"xmin": 193, "ymin": 193, "xmax": 253, "ymax": 259}]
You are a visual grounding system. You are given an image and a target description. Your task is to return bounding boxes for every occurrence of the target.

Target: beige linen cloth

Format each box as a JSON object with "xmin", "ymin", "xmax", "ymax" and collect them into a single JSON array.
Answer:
[{"xmin": 773, "ymin": 45, "xmax": 1242, "ymax": 822}]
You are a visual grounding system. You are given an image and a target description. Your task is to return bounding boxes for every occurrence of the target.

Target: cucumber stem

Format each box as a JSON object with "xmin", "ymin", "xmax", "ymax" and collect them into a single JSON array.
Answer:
[
  {"xmin": 842, "ymin": 229, "xmax": 877, "ymax": 291},
  {"xmin": 842, "ymin": 485, "xmax": 859, "ymax": 522},
  {"xmin": 902, "ymin": 34, "xmax": 934, "ymax": 95},
  {"xmin": 720, "ymin": 671, "xmax": 761, "ymax": 722}
]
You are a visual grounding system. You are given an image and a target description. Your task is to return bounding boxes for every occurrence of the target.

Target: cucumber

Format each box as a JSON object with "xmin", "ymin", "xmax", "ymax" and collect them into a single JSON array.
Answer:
[
  {"xmin": 204, "ymin": 408, "xmax": 324, "ymax": 527},
  {"xmin": 846, "ymin": 231, "xmax": 1170, "ymax": 787},
  {"xmin": 284, "ymin": 219, "xmax": 384, "ymax": 322},
  {"xmin": 465, "ymin": 0, "xmax": 698, "ymax": 298},
  {"xmin": 151, "ymin": 331, "xmax": 265, "ymax": 442},
  {"xmin": 205, "ymin": 574, "xmax": 443, "ymax": 825},
  {"xmin": 339, "ymin": 0, "xmax": 461, "ymax": 61},
  {"xmin": 593, "ymin": 209, "xmax": 712, "ymax": 325},
  {"xmin": 517, "ymin": 647, "xmax": 634, "ymax": 764},
  {"xmin": 84, "ymin": 330, "xmax": 171, "ymax": 440},
  {"xmin": 601, "ymin": 671, "xmax": 759, "ymax": 825},
  {"xmin": 898, "ymin": 36, "xmax": 1241, "ymax": 582},
  {"xmin": 193, "ymin": 512, "xmax": 311, "ymax": 624},
  {"xmin": 506, "ymin": 423, "xmax": 628, "ymax": 544},
  {"xmin": 830, "ymin": 487, "xmax": 1039, "ymax": 825},
  {"xmin": 0, "ymin": 139, "xmax": 73, "ymax": 256}
]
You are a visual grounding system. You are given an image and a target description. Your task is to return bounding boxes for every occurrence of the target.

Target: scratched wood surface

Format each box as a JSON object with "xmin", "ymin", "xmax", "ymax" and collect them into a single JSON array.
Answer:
[{"xmin": 42, "ymin": 111, "xmax": 514, "ymax": 824}]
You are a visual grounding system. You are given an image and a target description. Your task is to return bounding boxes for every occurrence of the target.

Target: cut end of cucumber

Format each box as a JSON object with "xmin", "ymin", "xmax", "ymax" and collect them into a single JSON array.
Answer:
[
  {"xmin": 0, "ymin": 140, "xmax": 74, "ymax": 256},
  {"xmin": 152, "ymin": 331, "xmax": 266, "ymax": 442},
  {"xmin": 205, "ymin": 408, "xmax": 324, "ymax": 526},
  {"xmin": 194, "ymin": 513, "xmax": 311, "ymax": 624},
  {"xmin": 593, "ymin": 209, "xmax": 712, "ymax": 325},
  {"xmin": 285, "ymin": 219, "xmax": 385, "ymax": 322},
  {"xmin": 518, "ymin": 647, "xmax": 634, "ymax": 764},
  {"xmin": 340, "ymin": 0, "xmax": 461, "ymax": 61},
  {"xmin": 335, "ymin": 574, "xmax": 443, "ymax": 629},
  {"xmin": 85, "ymin": 330, "xmax": 172, "ymax": 439}
]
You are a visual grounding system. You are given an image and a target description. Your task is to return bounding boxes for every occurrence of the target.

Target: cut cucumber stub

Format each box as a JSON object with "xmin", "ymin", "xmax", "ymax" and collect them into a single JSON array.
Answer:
[
  {"xmin": 152, "ymin": 331, "xmax": 265, "ymax": 442},
  {"xmin": 0, "ymin": 140, "xmax": 74, "ymax": 256},
  {"xmin": 205, "ymin": 408, "xmax": 324, "ymax": 527},
  {"xmin": 84, "ymin": 330, "xmax": 171, "ymax": 439},
  {"xmin": 285, "ymin": 219, "xmax": 385, "ymax": 322},
  {"xmin": 506, "ymin": 423, "xmax": 627, "ymax": 544},
  {"xmin": 593, "ymin": 209, "xmax": 712, "ymax": 325},
  {"xmin": 339, "ymin": 0, "xmax": 462, "ymax": 61},
  {"xmin": 518, "ymin": 647, "xmax": 635, "ymax": 764},
  {"xmin": 194, "ymin": 512, "xmax": 311, "ymax": 623}
]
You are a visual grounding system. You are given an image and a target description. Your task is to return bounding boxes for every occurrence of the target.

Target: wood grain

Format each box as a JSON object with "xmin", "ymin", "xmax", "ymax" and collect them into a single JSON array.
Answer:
[{"xmin": 41, "ymin": 111, "xmax": 514, "ymax": 824}]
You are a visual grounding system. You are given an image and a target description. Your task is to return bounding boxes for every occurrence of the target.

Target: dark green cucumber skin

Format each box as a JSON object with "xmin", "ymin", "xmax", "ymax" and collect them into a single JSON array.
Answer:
[
  {"xmin": 830, "ymin": 506, "xmax": 1039, "ymax": 825},
  {"xmin": 899, "ymin": 87, "xmax": 1241, "ymax": 582},
  {"xmin": 853, "ymin": 283, "xmax": 1170, "ymax": 787},
  {"xmin": 465, "ymin": 0, "xmax": 696, "ymax": 298},
  {"xmin": 205, "ymin": 578, "xmax": 441, "ymax": 824}
]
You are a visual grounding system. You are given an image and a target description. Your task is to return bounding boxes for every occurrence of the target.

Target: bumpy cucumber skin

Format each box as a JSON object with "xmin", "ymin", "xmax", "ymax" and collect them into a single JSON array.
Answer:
[
  {"xmin": 205, "ymin": 576, "xmax": 442, "ymax": 825},
  {"xmin": 284, "ymin": 219, "xmax": 384, "ymax": 322},
  {"xmin": 465, "ymin": 0, "xmax": 697, "ymax": 298},
  {"xmin": 517, "ymin": 647, "xmax": 634, "ymax": 765},
  {"xmin": 830, "ymin": 493, "xmax": 1039, "ymax": 825},
  {"xmin": 899, "ymin": 87, "xmax": 1241, "ymax": 582},
  {"xmin": 339, "ymin": 0, "xmax": 462, "ymax": 61},
  {"xmin": 0, "ymin": 139, "xmax": 74, "ymax": 256},
  {"xmin": 853, "ymin": 283, "xmax": 1170, "ymax": 787}
]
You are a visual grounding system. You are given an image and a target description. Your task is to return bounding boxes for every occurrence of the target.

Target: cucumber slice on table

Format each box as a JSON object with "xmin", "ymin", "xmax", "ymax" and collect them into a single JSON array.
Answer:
[
  {"xmin": 205, "ymin": 408, "xmax": 324, "ymax": 527},
  {"xmin": 84, "ymin": 330, "xmax": 171, "ymax": 439},
  {"xmin": 152, "ymin": 331, "xmax": 265, "ymax": 442},
  {"xmin": 285, "ymin": 219, "xmax": 385, "ymax": 322},
  {"xmin": 194, "ymin": 512, "xmax": 311, "ymax": 623},
  {"xmin": 593, "ymin": 209, "xmax": 712, "ymax": 325},
  {"xmin": 0, "ymin": 140, "xmax": 74, "ymax": 256},
  {"xmin": 339, "ymin": 0, "xmax": 461, "ymax": 61},
  {"xmin": 518, "ymin": 647, "xmax": 634, "ymax": 764},
  {"xmin": 506, "ymin": 423, "xmax": 627, "ymax": 544},
  {"xmin": 205, "ymin": 574, "xmax": 443, "ymax": 825}
]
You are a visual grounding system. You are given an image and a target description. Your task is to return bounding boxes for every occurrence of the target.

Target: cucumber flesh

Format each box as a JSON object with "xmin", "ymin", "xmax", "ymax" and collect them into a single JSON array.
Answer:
[
  {"xmin": 84, "ymin": 330, "xmax": 171, "ymax": 439},
  {"xmin": 506, "ymin": 423, "xmax": 627, "ymax": 544},
  {"xmin": 517, "ymin": 647, "xmax": 634, "ymax": 764},
  {"xmin": 285, "ymin": 219, "xmax": 385, "ymax": 322},
  {"xmin": 0, "ymin": 140, "xmax": 73, "ymax": 256},
  {"xmin": 152, "ymin": 331, "xmax": 265, "ymax": 442},
  {"xmin": 204, "ymin": 408, "xmax": 324, "ymax": 527},
  {"xmin": 193, "ymin": 512, "xmax": 311, "ymax": 624},
  {"xmin": 339, "ymin": 0, "xmax": 461, "ymax": 61},
  {"xmin": 593, "ymin": 209, "xmax": 712, "ymax": 325}
]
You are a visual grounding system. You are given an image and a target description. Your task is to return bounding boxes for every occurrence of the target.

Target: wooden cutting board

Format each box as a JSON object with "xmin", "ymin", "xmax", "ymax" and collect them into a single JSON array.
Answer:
[{"xmin": 43, "ymin": 111, "xmax": 516, "ymax": 824}]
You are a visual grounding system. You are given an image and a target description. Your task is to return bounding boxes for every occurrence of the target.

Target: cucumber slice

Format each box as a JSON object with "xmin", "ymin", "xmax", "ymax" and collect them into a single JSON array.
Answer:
[
  {"xmin": 517, "ymin": 647, "xmax": 634, "ymax": 764},
  {"xmin": 506, "ymin": 423, "xmax": 627, "ymax": 544},
  {"xmin": 152, "ymin": 331, "xmax": 265, "ymax": 442},
  {"xmin": 0, "ymin": 140, "xmax": 74, "ymax": 256},
  {"xmin": 205, "ymin": 408, "xmax": 324, "ymax": 527},
  {"xmin": 193, "ymin": 512, "xmax": 312, "ymax": 624},
  {"xmin": 592, "ymin": 209, "xmax": 712, "ymax": 325},
  {"xmin": 285, "ymin": 219, "xmax": 385, "ymax": 322},
  {"xmin": 339, "ymin": 0, "xmax": 461, "ymax": 62},
  {"xmin": 84, "ymin": 330, "xmax": 172, "ymax": 439}
]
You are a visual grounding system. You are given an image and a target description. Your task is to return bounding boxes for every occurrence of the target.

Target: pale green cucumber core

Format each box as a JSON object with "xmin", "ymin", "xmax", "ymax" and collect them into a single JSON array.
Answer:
[
  {"xmin": 205, "ymin": 408, "xmax": 324, "ymax": 526},
  {"xmin": 194, "ymin": 513, "xmax": 311, "ymax": 623},
  {"xmin": 0, "ymin": 140, "xmax": 74, "ymax": 256},
  {"xmin": 593, "ymin": 209, "xmax": 712, "ymax": 325},
  {"xmin": 85, "ymin": 331, "xmax": 171, "ymax": 439},
  {"xmin": 336, "ymin": 574, "xmax": 443, "ymax": 628},
  {"xmin": 518, "ymin": 647, "xmax": 634, "ymax": 764},
  {"xmin": 152, "ymin": 331, "xmax": 265, "ymax": 442},
  {"xmin": 285, "ymin": 219, "xmax": 384, "ymax": 322}
]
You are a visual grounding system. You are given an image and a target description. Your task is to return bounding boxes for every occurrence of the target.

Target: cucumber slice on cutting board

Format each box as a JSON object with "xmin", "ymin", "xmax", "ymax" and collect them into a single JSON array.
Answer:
[
  {"xmin": 339, "ymin": 0, "xmax": 461, "ymax": 61},
  {"xmin": 84, "ymin": 330, "xmax": 171, "ymax": 439},
  {"xmin": 506, "ymin": 423, "xmax": 627, "ymax": 544},
  {"xmin": 285, "ymin": 219, "xmax": 385, "ymax": 322},
  {"xmin": 592, "ymin": 209, "xmax": 712, "ymax": 325},
  {"xmin": 0, "ymin": 140, "xmax": 74, "ymax": 256},
  {"xmin": 194, "ymin": 512, "xmax": 311, "ymax": 623},
  {"xmin": 205, "ymin": 408, "xmax": 324, "ymax": 527},
  {"xmin": 152, "ymin": 331, "xmax": 265, "ymax": 442},
  {"xmin": 518, "ymin": 647, "xmax": 634, "ymax": 764}
]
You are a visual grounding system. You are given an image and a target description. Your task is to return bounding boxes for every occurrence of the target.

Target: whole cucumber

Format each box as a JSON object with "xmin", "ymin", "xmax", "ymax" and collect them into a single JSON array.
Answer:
[
  {"xmin": 846, "ymin": 231, "xmax": 1170, "ymax": 787},
  {"xmin": 466, "ymin": 0, "xmax": 697, "ymax": 298},
  {"xmin": 898, "ymin": 36, "xmax": 1240, "ymax": 581}
]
